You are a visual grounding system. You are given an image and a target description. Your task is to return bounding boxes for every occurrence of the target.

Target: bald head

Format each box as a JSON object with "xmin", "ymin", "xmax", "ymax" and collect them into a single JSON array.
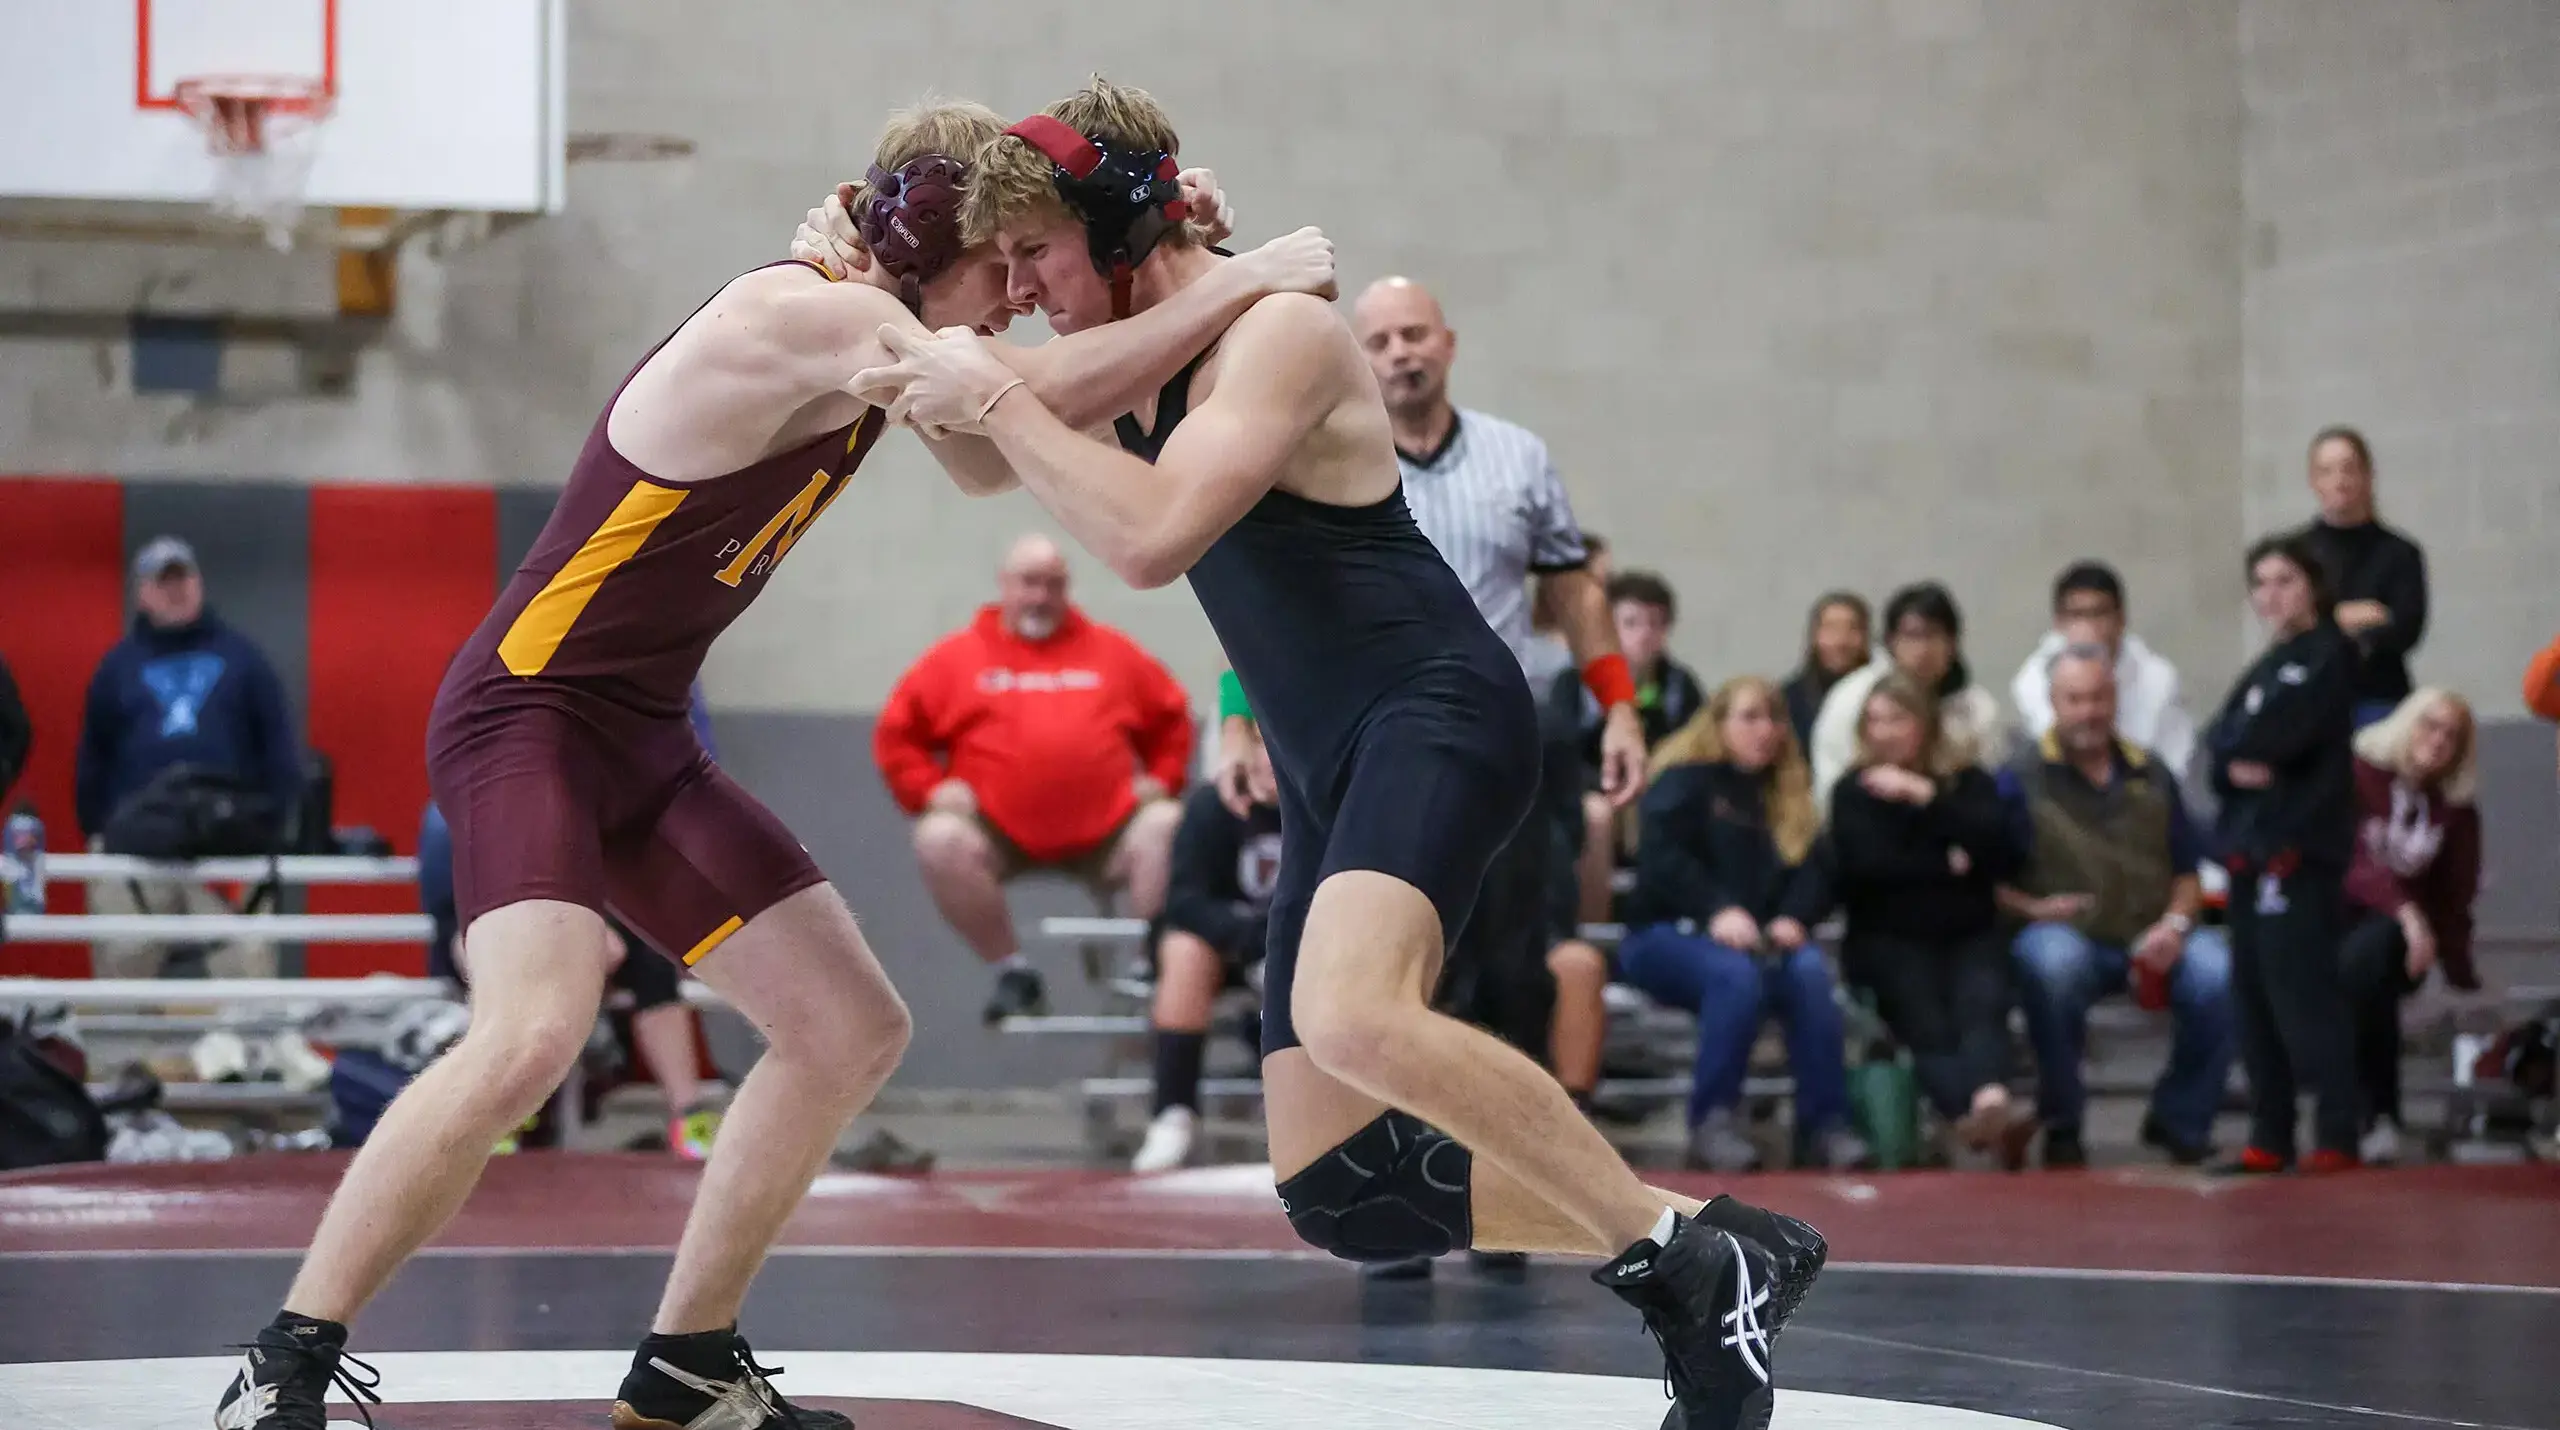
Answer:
[
  {"xmin": 998, "ymin": 534, "xmax": 1070, "ymax": 642},
  {"xmin": 1352, "ymin": 276, "xmax": 1456, "ymax": 422},
  {"xmin": 2047, "ymin": 642, "xmax": 2119, "ymax": 760}
]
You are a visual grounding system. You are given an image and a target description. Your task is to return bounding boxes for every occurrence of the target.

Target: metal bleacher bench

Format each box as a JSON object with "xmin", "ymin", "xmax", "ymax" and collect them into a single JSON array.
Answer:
[{"xmin": 1021, "ymin": 915, "xmax": 1775, "ymax": 1140}]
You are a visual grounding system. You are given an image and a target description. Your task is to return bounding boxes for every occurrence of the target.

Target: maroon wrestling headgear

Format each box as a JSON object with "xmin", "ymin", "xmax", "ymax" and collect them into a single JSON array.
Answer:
[
  {"xmin": 854, "ymin": 153, "xmax": 969, "ymax": 315},
  {"xmin": 1003, "ymin": 115, "xmax": 1188, "ymax": 320}
]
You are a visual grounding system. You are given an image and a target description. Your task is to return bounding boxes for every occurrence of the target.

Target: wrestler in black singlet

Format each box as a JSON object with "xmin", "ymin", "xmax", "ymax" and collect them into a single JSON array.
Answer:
[{"xmin": 1116, "ymin": 352, "xmax": 1542, "ymax": 1055}]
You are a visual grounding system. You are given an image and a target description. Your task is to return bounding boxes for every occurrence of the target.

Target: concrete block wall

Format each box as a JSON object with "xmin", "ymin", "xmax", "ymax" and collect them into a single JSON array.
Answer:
[
  {"xmin": 2242, "ymin": 0, "xmax": 2560, "ymax": 715},
  {"xmin": 1, "ymin": 0, "xmax": 2251, "ymax": 719}
]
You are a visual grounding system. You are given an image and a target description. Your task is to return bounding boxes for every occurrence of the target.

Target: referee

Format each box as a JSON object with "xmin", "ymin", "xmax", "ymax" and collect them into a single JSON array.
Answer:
[{"xmin": 1352, "ymin": 277, "xmax": 1647, "ymax": 1271}]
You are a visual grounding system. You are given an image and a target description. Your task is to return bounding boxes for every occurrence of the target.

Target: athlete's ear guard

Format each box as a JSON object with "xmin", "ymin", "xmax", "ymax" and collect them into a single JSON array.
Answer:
[
  {"xmin": 1004, "ymin": 115, "xmax": 1189, "ymax": 320},
  {"xmin": 854, "ymin": 153, "xmax": 970, "ymax": 316}
]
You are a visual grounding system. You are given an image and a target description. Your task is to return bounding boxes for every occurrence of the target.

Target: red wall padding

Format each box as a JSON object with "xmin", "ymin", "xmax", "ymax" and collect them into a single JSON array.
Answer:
[
  {"xmin": 304, "ymin": 486, "xmax": 497, "ymax": 976},
  {"xmin": 0, "ymin": 478, "xmax": 128, "ymax": 976}
]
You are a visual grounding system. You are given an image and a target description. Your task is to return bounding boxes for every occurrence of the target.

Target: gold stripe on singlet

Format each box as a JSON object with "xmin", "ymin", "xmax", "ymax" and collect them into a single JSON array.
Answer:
[{"xmin": 497, "ymin": 481, "xmax": 689, "ymax": 676}]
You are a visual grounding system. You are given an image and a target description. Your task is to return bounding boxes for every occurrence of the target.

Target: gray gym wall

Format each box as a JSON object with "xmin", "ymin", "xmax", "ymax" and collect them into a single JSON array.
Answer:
[{"xmin": 2, "ymin": 4, "xmax": 2553, "ymax": 1083}]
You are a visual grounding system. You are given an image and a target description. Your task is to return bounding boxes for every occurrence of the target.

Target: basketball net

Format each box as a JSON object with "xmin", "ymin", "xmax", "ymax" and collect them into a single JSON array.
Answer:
[{"xmin": 173, "ymin": 76, "xmax": 336, "ymax": 250}]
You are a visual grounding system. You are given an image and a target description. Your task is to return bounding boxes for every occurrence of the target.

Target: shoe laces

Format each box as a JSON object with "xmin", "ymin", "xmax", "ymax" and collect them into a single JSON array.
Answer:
[{"xmin": 231, "ymin": 1342, "xmax": 384, "ymax": 1429}]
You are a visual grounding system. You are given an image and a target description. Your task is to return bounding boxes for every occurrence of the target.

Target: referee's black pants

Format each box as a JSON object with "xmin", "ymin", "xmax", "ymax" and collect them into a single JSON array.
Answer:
[{"xmin": 1436, "ymin": 731, "xmax": 1577, "ymax": 1064}]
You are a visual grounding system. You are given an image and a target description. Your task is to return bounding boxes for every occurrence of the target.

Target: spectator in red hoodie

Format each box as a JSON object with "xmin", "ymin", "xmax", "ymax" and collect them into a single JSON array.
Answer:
[
  {"xmin": 2341, "ymin": 688, "xmax": 2482, "ymax": 1164},
  {"xmin": 875, "ymin": 535, "xmax": 1195, "ymax": 1024}
]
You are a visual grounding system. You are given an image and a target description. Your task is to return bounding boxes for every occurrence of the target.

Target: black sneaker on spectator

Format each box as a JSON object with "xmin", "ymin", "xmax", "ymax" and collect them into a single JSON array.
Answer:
[
  {"xmin": 1685, "ymin": 1107, "xmax": 1762, "ymax": 1174},
  {"xmin": 2138, "ymin": 1113, "xmax": 2213, "ymax": 1167},
  {"xmin": 1592, "ymin": 1215, "xmax": 1779, "ymax": 1430},
  {"xmin": 1361, "ymin": 1255, "xmax": 1434, "ymax": 1281},
  {"xmin": 2043, "ymin": 1126, "xmax": 2087, "ymax": 1169},
  {"xmin": 1469, "ymin": 1250, "xmax": 1530, "ymax": 1274},
  {"xmin": 980, "ymin": 965, "xmax": 1047, "ymax": 1026}
]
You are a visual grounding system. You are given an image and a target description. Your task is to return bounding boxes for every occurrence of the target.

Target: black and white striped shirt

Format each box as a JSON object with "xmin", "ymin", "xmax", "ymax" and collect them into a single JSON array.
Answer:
[{"xmin": 1397, "ymin": 407, "xmax": 1590, "ymax": 675}]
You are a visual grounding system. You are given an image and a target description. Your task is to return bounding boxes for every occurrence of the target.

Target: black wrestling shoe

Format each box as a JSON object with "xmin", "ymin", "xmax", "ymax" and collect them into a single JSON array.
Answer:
[
  {"xmin": 1593, "ymin": 1216, "xmax": 1778, "ymax": 1430},
  {"xmin": 613, "ymin": 1328, "xmax": 850, "ymax": 1429},
  {"xmin": 213, "ymin": 1315, "xmax": 383, "ymax": 1429},
  {"xmin": 1692, "ymin": 1194, "xmax": 1826, "ymax": 1344},
  {"xmin": 980, "ymin": 965, "xmax": 1047, "ymax": 1026}
]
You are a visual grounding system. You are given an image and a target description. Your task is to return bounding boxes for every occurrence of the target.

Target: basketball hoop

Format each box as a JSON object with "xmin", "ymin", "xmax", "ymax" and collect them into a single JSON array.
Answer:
[{"xmin": 173, "ymin": 75, "xmax": 336, "ymax": 249}]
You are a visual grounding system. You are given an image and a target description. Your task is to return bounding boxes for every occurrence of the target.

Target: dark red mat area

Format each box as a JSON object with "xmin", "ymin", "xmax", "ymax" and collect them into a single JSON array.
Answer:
[{"xmin": 8, "ymin": 1153, "xmax": 2558, "ymax": 1288}]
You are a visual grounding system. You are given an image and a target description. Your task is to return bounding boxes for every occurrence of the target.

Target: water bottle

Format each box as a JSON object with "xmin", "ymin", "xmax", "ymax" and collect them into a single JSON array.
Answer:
[{"xmin": 1, "ymin": 805, "xmax": 42, "ymax": 915}]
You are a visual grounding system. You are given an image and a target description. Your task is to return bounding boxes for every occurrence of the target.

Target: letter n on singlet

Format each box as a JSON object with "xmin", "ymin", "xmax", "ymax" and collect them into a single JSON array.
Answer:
[
  {"xmin": 498, "ymin": 482, "xmax": 690, "ymax": 676},
  {"xmin": 714, "ymin": 468, "xmax": 843, "ymax": 589}
]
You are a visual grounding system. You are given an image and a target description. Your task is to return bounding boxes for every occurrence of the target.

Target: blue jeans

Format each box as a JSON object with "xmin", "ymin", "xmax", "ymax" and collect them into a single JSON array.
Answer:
[
  {"xmin": 1617, "ymin": 926, "xmax": 1852, "ymax": 1136},
  {"xmin": 2011, "ymin": 920, "xmax": 2235, "ymax": 1146}
]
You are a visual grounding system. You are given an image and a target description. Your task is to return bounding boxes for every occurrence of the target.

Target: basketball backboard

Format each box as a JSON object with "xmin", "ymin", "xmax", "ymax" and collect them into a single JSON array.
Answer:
[{"xmin": 0, "ymin": 0, "xmax": 564, "ymax": 221}]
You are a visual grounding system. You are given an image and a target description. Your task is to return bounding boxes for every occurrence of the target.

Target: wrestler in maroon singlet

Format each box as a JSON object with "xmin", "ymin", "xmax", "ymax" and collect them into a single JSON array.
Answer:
[{"xmin": 428, "ymin": 260, "xmax": 881, "ymax": 970}]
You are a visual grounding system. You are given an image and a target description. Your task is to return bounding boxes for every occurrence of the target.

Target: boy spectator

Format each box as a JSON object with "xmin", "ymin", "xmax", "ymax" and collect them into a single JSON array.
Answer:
[
  {"xmin": 2010, "ymin": 561, "xmax": 2197, "ymax": 782},
  {"xmin": 2000, "ymin": 646, "xmax": 2233, "ymax": 1167},
  {"xmin": 875, "ymin": 535, "xmax": 1193, "ymax": 1023},
  {"xmin": 1131, "ymin": 727, "xmax": 1284, "ymax": 1173},
  {"xmin": 76, "ymin": 537, "xmax": 300, "ymax": 978},
  {"xmin": 1549, "ymin": 570, "xmax": 1705, "ymax": 925}
]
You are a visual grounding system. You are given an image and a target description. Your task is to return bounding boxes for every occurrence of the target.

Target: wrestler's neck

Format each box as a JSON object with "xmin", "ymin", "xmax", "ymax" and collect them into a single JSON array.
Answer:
[{"xmin": 1124, "ymin": 243, "xmax": 1223, "ymax": 315}]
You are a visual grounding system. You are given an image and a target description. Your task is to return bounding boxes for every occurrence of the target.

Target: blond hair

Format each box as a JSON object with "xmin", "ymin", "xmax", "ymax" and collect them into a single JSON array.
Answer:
[
  {"xmin": 1649, "ymin": 676, "xmax": 1820, "ymax": 865},
  {"xmin": 1855, "ymin": 671, "xmax": 1970, "ymax": 779},
  {"xmin": 960, "ymin": 75, "xmax": 1199, "ymax": 248},
  {"xmin": 842, "ymin": 97, "xmax": 1008, "ymax": 247},
  {"xmin": 2352, "ymin": 687, "xmax": 2478, "ymax": 805}
]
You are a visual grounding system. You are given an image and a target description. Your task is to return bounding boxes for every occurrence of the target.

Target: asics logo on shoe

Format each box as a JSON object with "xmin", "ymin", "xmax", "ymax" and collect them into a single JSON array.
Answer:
[
  {"xmin": 213, "ymin": 1357, "xmax": 277, "ymax": 1429},
  {"xmin": 1719, "ymin": 1232, "xmax": 1773, "ymax": 1386},
  {"xmin": 646, "ymin": 1356, "xmax": 788, "ymax": 1429}
]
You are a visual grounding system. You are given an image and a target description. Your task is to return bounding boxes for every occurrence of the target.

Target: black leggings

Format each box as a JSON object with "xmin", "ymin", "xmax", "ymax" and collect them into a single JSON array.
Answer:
[
  {"xmin": 2339, "ymin": 911, "xmax": 2420, "ymax": 1128},
  {"xmin": 2227, "ymin": 866, "xmax": 2359, "ymax": 1156},
  {"xmin": 1847, "ymin": 928, "xmax": 2014, "ymax": 1120}
]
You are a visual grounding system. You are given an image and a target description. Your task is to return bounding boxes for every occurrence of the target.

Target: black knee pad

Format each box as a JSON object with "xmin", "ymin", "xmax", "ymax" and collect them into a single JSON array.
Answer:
[{"xmin": 1275, "ymin": 1111, "xmax": 1472, "ymax": 1263}]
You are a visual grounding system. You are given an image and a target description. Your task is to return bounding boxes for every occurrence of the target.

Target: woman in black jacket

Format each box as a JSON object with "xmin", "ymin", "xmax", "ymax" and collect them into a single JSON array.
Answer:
[
  {"xmin": 1618, "ymin": 677, "xmax": 1868, "ymax": 1172},
  {"xmin": 1827, "ymin": 671, "xmax": 2035, "ymax": 1165},
  {"xmin": 2210, "ymin": 533, "xmax": 2361, "ymax": 1172}
]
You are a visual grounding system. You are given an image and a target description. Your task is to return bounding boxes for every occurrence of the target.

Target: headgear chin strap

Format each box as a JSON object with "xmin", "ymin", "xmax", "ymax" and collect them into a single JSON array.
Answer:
[
  {"xmin": 1004, "ymin": 115, "xmax": 1189, "ymax": 319},
  {"xmin": 854, "ymin": 154, "xmax": 969, "ymax": 316}
]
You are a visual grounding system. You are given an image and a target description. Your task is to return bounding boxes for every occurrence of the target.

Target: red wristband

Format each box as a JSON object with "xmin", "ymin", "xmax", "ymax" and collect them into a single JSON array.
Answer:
[{"xmin": 1582, "ymin": 653, "xmax": 1637, "ymax": 709}]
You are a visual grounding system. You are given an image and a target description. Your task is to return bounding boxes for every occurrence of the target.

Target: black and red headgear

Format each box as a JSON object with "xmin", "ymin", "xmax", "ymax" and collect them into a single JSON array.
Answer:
[
  {"xmin": 854, "ymin": 153, "xmax": 969, "ymax": 316},
  {"xmin": 1003, "ymin": 115, "xmax": 1188, "ymax": 319}
]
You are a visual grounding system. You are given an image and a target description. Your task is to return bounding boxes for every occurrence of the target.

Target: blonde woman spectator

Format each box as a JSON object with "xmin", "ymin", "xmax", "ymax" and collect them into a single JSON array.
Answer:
[
  {"xmin": 1810, "ymin": 582, "xmax": 2003, "ymax": 810},
  {"xmin": 2341, "ymin": 689, "xmax": 2482, "ymax": 1164},
  {"xmin": 1826, "ymin": 672, "xmax": 2033, "ymax": 1167}
]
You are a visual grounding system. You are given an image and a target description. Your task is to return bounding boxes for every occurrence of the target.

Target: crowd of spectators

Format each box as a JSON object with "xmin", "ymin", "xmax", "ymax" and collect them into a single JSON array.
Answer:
[{"xmin": 7, "ymin": 297, "xmax": 2555, "ymax": 1191}]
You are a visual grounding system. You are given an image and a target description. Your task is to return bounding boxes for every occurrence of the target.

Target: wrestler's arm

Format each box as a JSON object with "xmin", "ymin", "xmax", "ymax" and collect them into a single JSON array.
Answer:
[{"xmin": 971, "ymin": 294, "xmax": 1342, "ymax": 588}]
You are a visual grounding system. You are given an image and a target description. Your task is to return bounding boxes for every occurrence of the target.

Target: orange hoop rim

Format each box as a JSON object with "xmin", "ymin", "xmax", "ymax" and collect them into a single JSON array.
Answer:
[{"xmin": 172, "ymin": 74, "xmax": 336, "ymax": 120}]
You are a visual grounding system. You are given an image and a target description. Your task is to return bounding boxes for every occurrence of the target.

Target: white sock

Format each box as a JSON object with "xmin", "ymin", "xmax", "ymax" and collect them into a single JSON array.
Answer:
[
  {"xmin": 999, "ymin": 952, "xmax": 1030, "ymax": 972},
  {"xmin": 1648, "ymin": 1206, "xmax": 1680, "ymax": 1247}
]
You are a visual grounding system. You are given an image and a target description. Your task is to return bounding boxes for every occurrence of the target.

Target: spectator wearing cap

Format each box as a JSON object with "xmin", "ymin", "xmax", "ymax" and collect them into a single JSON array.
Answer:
[
  {"xmin": 2000, "ymin": 644, "xmax": 2232, "ymax": 1169},
  {"xmin": 1809, "ymin": 581, "xmax": 2006, "ymax": 811},
  {"xmin": 2340, "ymin": 689, "xmax": 2483, "ymax": 1164},
  {"xmin": 75, "ymin": 536, "xmax": 301, "ymax": 978},
  {"xmin": 1781, "ymin": 592, "xmax": 1871, "ymax": 756},
  {"xmin": 2292, "ymin": 427, "xmax": 2429, "ymax": 726},
  {"xmin": 875, "ymin": 535, "xmax": 1194, "ymax": 1026},
  {"xmin": 2011, "ymin": 561, "xmax": 2197, "ymax": 784}
]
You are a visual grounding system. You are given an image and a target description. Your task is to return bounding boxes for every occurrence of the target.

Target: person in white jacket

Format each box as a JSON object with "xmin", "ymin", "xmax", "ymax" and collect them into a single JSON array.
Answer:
[
  {"xmin": 1810, "ymin": 581, "xmax": 2006, "ymax": 810},
  {"xmin": 2010, "ymin": 561, "xmax": 2197, "ymax": 783}
]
